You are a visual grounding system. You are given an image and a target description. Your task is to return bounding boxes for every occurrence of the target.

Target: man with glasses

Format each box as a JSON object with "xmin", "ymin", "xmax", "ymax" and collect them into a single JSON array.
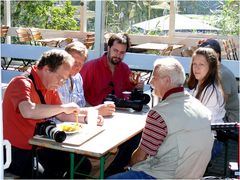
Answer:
[
  {"xmin": 57, "ymin": 41, "xmax": 115, "ymax": 118},
  {"xmin": 3, "ymin": 49, "xmax": 91, "ymax": 178},
  {"xmin": 80, "ymin": 33, "xmax": 143, "ymax": 176}
]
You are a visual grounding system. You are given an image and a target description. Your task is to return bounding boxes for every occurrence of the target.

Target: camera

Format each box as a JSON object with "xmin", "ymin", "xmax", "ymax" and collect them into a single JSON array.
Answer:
[
  {"xmin": 34, "ymin": 121, "xmax": 66, "ymax": 143},
  {"xmin": 104, "ymin": 89, "xmax": 150, "ymax": 112},
  {"xmin": 130, "ymin": 89, "xmax": 151, "ymax": 105}
]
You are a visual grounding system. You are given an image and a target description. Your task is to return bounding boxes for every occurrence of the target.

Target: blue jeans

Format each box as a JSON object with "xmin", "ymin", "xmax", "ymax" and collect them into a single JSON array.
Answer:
[
  {"xmin": 211, "ymin": 139, "xmax": 223, "ymax": 159},
  {"xmin": 107, "ymin": 170, "xmax": 156, "ymax": 179}
]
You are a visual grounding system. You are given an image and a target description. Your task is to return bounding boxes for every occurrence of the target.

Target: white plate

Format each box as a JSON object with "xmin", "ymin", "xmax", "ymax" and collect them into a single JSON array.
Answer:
[{"xmin": 57, "ymin": 122, "xmax": 82, "ymax": 134}]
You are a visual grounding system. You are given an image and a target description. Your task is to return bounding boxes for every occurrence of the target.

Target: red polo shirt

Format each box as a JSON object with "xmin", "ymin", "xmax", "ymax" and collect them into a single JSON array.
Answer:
[
  {"xmin": 3, "ymin": 66, "xmax": 61, "ymax": 150},
  {"xmin": 80, "ymin": 53, "xmax": 135, "ymax": 106}
]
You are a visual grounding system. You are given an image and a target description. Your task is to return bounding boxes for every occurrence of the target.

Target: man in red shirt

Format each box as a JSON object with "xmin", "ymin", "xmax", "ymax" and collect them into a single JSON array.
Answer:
[
  {"xmin": 80, "ymin": 33, "xmax": 143, "ymax": 106},
  {"xmin": 3, "ymin": 49, "xmax": 91, "ymax": 178},
  {"xmin": 81, "ymin": 33, "xmax": 143, "ymax": 176}
]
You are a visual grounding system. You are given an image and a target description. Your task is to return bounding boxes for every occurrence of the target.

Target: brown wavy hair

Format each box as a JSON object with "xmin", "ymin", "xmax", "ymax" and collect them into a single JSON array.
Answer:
[
  {"xmin": 187, "ymin": 47, "xmax": 224, "ymax": 103},
  {"xmin": 108, "ymin": 33, "xmax": 131, "ymax": 51}
]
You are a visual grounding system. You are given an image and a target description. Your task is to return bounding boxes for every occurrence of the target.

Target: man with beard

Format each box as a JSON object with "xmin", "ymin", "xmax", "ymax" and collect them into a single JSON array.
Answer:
[
  {"xmin": 80, "ymin": 33, "xmax": 143, "ymax": 176},
  {"xmin": 80, "ymin": 33, "xmax": 142, "ymax": 106}
]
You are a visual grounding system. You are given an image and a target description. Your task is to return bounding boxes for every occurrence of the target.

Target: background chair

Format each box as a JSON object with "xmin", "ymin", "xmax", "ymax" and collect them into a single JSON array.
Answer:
[
  {"xmin": 16, "ymin": 28, "xmax": 32, "ymax": 45},
  {"xmin": 29, "ymin": 28, "xmax": 43, "ymax": 45},
  {"xmin": 223, "ymin": 39, "xmax": 238, "ymax": 60},
  {"xmin": 1, "ymin": 25, "xmax": 9, "ymax": 43},
  {"xmin": 58, "ymin": 37, "xmax": 73, "ymax": 48},
  {"xmin": 5, "ymin": 28, "xmax": 35, "ymax": 70},
  {"xmin": 84, "ymin": 33, "xmax": 95, "ymax": 49},
  {"xmin": 1, "ymin": 25, "xmax": 9, "ymax": 68},
  {"xmin": 160, "ymin": 45, "xmax": 173, "ymax": 56},
  {"xmin": 181, "ymin": 46, "xmax": 197, "ymax": 57}
]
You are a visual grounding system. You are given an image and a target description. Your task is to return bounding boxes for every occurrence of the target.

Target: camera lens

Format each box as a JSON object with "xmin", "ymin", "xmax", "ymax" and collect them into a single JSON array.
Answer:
[
  {"xmin": 46, "ymin": 126, "xmax": 66, "ymax": 143},
  {"xmin": 35, "ymin": 121, "xmax": 66, "ymax": 143},
  {"xmin": 53, "ymin": 130, "xmax": 66, "ymax": 143}
]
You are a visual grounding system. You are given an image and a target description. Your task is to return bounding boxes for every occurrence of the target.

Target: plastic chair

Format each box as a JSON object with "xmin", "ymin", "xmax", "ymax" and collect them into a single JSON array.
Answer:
[
  {"xmin": 1, "ymin": 25, "xmax": 9, "ymax": 68},
  {"xmin": 58, "ymin": 38, "xmax": 73, "ymax": 48},
  {"xmin": 84, "ymin": 33, "xmax": 95, "ymax": 49},
  {"xmin": 29, "ymin": 28, "xmax": 43, "ymax": 45},
  {"xmin": 7, "ymin": 28, "xmax": 34, "ymax": 70},
  {"xmin": 1, "ymin": 25, "xmax": 9, "ymax": 43},
  {"xmin": 222, "ymin": 39, "xmax": 238, "ymax": 60},
  {"xmin": 181, "ymin": 46, "xmax": 197, "ymax": 57},
  {"xmin": 160, "ymin": 45, "xmax": 173, "ymax": 56},
  {"xmin": 16, "ymin": 28, "xmax": 32, "ymax": 45}
]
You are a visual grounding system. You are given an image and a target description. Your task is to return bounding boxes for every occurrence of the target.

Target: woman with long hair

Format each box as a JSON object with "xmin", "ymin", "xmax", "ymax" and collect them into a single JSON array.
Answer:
[
  {"xmin": 188, "ymin": 47, "xmax": 226, "ymax": 159},
  {"xmin": 188, "ymin": 47, "xmax": 226, "ymax": 123}
]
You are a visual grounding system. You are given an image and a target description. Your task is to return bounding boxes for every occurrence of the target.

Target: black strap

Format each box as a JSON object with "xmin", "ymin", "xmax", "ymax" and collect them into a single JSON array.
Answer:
[{"xmin": 28, "ymin": 74, "xmax": 46, "ymax": 104}]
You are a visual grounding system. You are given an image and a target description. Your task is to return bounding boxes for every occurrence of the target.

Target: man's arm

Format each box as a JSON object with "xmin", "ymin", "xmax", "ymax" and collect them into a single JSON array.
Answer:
[
  {"xmin": 130, "ymin": 147, "xmax": 148, "ymax": 166},
  {"xmin": 224, "ymin": 94, "xmax": 229, "ymax": 102},
  {"xmin": 56, "ymin": 108, "xmax": 88, "ymax": 122},
  {"xmin": 18, "ymin": 100, "xmax": 83, "ymax": 119},
  {"xmin": 129, "ymin": 110, "xmax": 168, "ymax": 166}
]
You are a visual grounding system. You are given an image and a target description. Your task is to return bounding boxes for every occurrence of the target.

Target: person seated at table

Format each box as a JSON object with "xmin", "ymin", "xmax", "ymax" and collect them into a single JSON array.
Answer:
[
  {"xmin": 80, "ymin": 33, "xmax": 143, "ymax": 106},
  {"xmin": 3, "ymin": 49, "xmax": 91, "ymax": 178},
  {"xmin": 108, "ymin": 57, "xmax": 214, "ymax": 179},
  {"xmin": 58, "ymin": 41, "xmax": 115, "ymax": 118},
  {"xmin": 80, "ymin": 33, "xmax": 143, "ymax": 176},
  {"xmin": 198, "ymin": 38, "xmax": 239, "ymax": 123},
  {"xmin": 187, "ymin": 47, "xmax": 226, "ymax": 159}
]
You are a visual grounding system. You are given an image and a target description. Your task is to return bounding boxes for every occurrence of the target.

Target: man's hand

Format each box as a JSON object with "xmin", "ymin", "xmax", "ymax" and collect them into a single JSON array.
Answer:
[
  {"xmin": 61, "ymin": 102, "xmax": 87, "ymax": 115},
  {"xmin": 96, "ymin": 104, "xmax": 116, "ymax": 116},
  {"xmin": 135, "ymin": 80, "xmax": 144, "ymax": 90},
  {"xmin": 129, "ymin": 71, "xmax": 141, "ymax": 85}
]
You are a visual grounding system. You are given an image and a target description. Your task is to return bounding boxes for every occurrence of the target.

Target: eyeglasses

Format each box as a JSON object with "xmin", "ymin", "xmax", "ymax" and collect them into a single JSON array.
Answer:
[{"xmin": 49, "ymin": 70, "xmax": 68, "ymax": 84}]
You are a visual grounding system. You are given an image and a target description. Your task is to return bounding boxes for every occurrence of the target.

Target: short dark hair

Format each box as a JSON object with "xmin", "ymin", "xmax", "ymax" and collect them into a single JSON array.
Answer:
[
  {"xmin": 37, "ymin": 49, "xmax": 74, "ymax": 72},
  {"xmin": 108, "ymin": 33, "xmax": 131, "ymax": 51},
  {"xmin": 199, "ymin": 39, "xmax": 221, "ymax": 62}
]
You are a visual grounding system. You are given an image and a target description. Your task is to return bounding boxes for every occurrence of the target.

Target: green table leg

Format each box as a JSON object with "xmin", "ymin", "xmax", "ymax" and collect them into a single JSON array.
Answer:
[
  {"xmin": 99, "ymin": 156, "xmax": 105, "ymax": 179},
  {"xmin": 70, "ymin": 153, "xmax": 75, "ymax": 179}
]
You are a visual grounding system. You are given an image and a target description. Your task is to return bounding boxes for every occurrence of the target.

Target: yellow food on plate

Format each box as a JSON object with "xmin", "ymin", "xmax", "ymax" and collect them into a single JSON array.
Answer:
[{"xmin": 59, "ymin": 123, "xmax": 81, "ymax": 132}]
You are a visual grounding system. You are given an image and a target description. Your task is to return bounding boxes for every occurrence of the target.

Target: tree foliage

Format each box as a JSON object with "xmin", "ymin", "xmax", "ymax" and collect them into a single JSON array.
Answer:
[
  {"xmin": 11, "ymin": 1, "xmax": 53, "ymax": 28},
  {"xmin": 1, "ymin": 0, "xmax": 78, "ymax": 30},
  {"xmin": 1, "ymin": 0, "xmax": 238, "ymax": 35},
  {"xmin": 211, "ymin": 0, "xmax": 239, "ymax": 35},
  {"xmin": 47, "ymin": 0, "xmax": 78, "ymax": 30},
  {"xmin": 105, "ymin": 0, "xmax": 167, "ymax": 34},
  {"xmin": 103, "ymin": 0, "xmax": 238, "ymax": 36}
]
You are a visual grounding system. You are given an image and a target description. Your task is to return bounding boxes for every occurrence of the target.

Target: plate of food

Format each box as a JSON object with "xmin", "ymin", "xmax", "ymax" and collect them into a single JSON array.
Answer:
[{"xmin": 57, "ymin": 122, "xmax": 82, "ymax": 134}]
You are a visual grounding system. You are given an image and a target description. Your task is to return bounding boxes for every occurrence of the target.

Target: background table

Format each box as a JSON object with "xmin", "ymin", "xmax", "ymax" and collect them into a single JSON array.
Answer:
[
  {"xmin": 36, "ymin": 37, "xmax": 73, "ymax": 47},
  {"xmin": 131, "ymin": 43, "xmax": 184, "ymax": 52}
]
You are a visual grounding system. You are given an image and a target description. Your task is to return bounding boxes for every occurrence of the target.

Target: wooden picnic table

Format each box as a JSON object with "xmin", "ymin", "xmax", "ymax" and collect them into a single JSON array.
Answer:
[{"xmin": 130, "ymin": 42, "xmax": 184, "ymax": 55}]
